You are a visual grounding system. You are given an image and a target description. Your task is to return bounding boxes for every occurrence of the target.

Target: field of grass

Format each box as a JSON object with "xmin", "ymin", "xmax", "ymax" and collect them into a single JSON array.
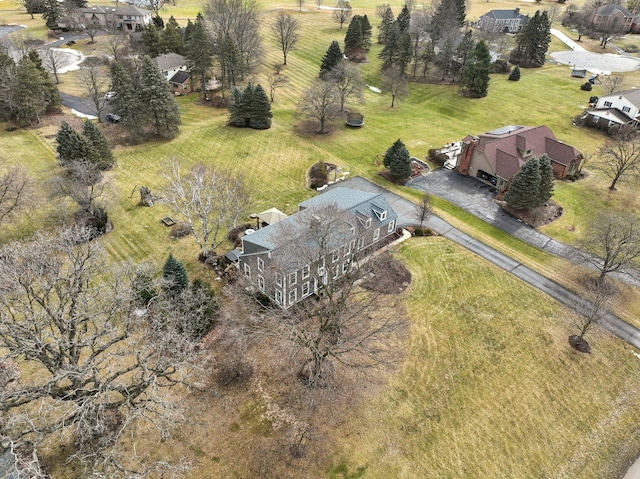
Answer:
[{"xmin": 3, "ymin": 0, "xmax": 640, "ymax": 476}]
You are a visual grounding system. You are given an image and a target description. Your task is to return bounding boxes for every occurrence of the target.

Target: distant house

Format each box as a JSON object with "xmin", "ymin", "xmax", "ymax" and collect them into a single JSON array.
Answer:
[
  {"xmin": 586, "ymin": 88, "xmax": 640, "ymax": 129},
  {"xmin": 153, "ymin": 53, "xmax": 188, "ymax": 81},
  {"xmin": 455, "ymin": 125, "xmax": 584, "ymax": 191},
  {"xmin": 478, "ymin": 8, "xmax": 529, "ymax": 33},
  {"xmin": 79, "ymin": 5, "xmax": 152, "ymax": 31},
  {"xmin": 590, "ymin": 4, "xmax": 633, "ymax": 34},
  {"xmin": 169, "ymin": 70, "xmax": 192, "ymax": 94},
  {"xmin": 238, "ymin": 187, "xmax": 398, "ymax": 309},
  {"xmin": 631, "ymin": 14, "xmax": 640, "ymax": 33}
]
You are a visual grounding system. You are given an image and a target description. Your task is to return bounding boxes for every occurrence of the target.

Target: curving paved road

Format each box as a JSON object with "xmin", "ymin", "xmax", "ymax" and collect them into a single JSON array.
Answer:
[{"xmin": 325, "ymin": 176, "xmax": 640, "ymax": 350}]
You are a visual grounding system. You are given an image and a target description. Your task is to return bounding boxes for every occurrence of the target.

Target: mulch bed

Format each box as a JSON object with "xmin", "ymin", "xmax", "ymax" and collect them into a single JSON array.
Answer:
[
  {"xmin": 361, "ymin": 251, "xmax": 412, "ymax": 294},
  {"xmin": 494, "ymin": 198, "xmax": 564, "ymax": 228}
]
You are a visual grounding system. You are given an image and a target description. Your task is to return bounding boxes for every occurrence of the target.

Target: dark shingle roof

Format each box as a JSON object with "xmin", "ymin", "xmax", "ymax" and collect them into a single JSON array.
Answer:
[
  {"xmin": 153, "ymin": 53, "xmax": 187, "ymax": 72},
  {"xmin": 596, "ymin": 4, "xmax": 631, "ymax": 17},
  {"xmin": 482, "ymin": 9, "xmax": 528, "ymax": 20},
  {"xmin": 169, "ymin": 70, "xmax": 190, "ymax": 84}
]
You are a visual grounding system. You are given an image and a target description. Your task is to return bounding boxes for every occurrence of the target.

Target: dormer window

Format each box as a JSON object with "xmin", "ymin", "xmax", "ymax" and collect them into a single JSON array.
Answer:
[{"xmin": 357, "ymin": 215, "xmax": 371, "ymax": 228}]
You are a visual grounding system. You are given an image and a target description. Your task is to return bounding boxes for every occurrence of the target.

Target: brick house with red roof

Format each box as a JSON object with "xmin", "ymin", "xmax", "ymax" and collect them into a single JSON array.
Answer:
[{"xmin": 456, "ymin": 125, "xmax": 584, "ymax": 191}]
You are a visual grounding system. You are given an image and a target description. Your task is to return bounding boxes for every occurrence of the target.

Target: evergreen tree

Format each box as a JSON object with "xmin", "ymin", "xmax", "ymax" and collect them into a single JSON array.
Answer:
[
  {"xmin": 160, "ymin": 16, "xmax": 184, "ymax": 54},
  {"xmin": 228, "ymin": 86, "xmax": 246, "ymax": 127},
  {"xmin": 218, "ymin": 33, "xmax": 242, "ymax": 89},
  {"xmin": 430, "ymin": 0, "xmax": 465, "ymax": 44},
  {"xmin": 250, "ymin": 84, "xmax": 272, "ymax": 129},
  {"xmin": 508, "ymin": 65, "xmax": 521, "ymax": 81},
  {"xmin": 455, "ymin": 30, "xmax": 475, "ymax": 75},
  {"xmin": 26, "ymin": 49, "xmax": 59, "ymax": 108},
  {"xmin": 461, "ymin": 40, "xmax": 490, "ymax": 98},
  {"xmin": 504, "ymin": 157, "xmax": 541, "ymax": 210},
  {"xmin": 514, "ymin": 10, "xmax": 551, "ymax": 67},
  {"xmin": 396, "ymin": 4, "xmax": 411, "ymax": 33},
  {"xmin": 110, "ymin": 61, "xmax": 143, "ymax": 141},
  {"xmin": 383, "ymin": 139, "xmax": 411, "ymax": 179},
  {"xmin": 41, "ymin": 0, "xmax": 62, "ymax": 28},
  {"xmin": 185, "ymin": 13, "xmax": 212, "ymax": 98},
  {"xmin": 344, "ymin": 16, "xmax": 363, "ymax": 56},
  {"xmin": 138, "ymin": 55, "xmax": 181, "ymax": 139},
  {"xmin": 162, "ymin": 253, "xmax": 189, "ymax": 297},
  {"xmin": 537, "ymin": 154, "xmax": 555, "ymax": 204},
  {"xmin": 14, "ymin": 57, "xmax": 54, "ymax": 125},
  {"xmin": 378, "ymin": 5, "xmax": 394, "ymax": 44},
  {"xmin": 378, "ymin": 21, "xmax": 400, "ymax": 70},
  {"xmin": 183, "ymin": 18, "xmax": 194, "ymax": 45},
  {"xmin": 55, "ymin": 122, "xmax": 96, "ymax": 167},
  {"xmin": 360, "ymin": 15, "xmax": 372, "ymax": 50},
  {"xmin": 320, "ymin": 41, "xmax": 343, "ymax": 78},
  {"xmin": 56, "ymin": 121, "xmax": 77, "ymax": 164},
  {"xmin": 240, "ymin": 83, "xmax": 256, "ymax": 127},
  {"xmin": 141, "ymin": 24, "xmax": 162, "ymax": 57},
  {"xmin": 82, "ymin": 120, "xmax": 115, "ymax": 170}
]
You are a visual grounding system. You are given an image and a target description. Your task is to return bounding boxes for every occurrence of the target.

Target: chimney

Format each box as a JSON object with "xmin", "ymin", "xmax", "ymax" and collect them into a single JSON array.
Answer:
[{"xmin": 515, "ymin": 7, "xmax": 520, "ymax": 14}]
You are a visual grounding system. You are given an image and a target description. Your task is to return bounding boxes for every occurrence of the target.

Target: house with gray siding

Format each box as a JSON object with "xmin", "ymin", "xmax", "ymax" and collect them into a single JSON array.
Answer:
[
  {"xmin": 478, "ymin": 8, "xmax": 529, "ymax": 33},
  {"xmin": 238, "ymin": 187, "xmax": 398, "ymax": 309}
]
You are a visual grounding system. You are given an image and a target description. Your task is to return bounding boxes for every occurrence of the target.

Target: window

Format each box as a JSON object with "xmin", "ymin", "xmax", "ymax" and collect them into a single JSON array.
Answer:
[
  {"xmin": 302, "ymin": 264, "xmax": 310, "ymax": 279},
  {"xmin": 379, "ymin": 210, "xmax": 387, "ymax": 220},
  {"xmin": 357, "ymin": 237, "xmax": 365, "ymax": 250},
  {"xmin": 312, "ymin": 277, "xmax": 318, "ymax": 291},
  {"xmin": 333, "ymin": 265, "xmax": 340, "ymax": 279},
  {"xmin": 317, "ymin": 256, "xmax": 325, "ymax": 272},
  {"xmin": 373, "ymin": 228, "xmax": 380, "ymax": 241},
  {"xmin": 257, "ymin": 257, "xmax": 264, "ymax": 272},
  {"xmin": 604, "ymin": 101, "xmax": 612, "ymax": 107},
  {"xmin": 289, "ymin": 271, "xmax": 297, "ymax": 286},
  {"xmin": 289, "ymin": 289, "xmax": 297, "ymax": 305},
  {"xmin": 276, "ymin": 272, "xmax": 283, "ymax": 287},
  {"xmin": 388, "ymin": 220, "xmax": 396, "ymax": 233},
  {"xmin": 623, "ymin": 106, "xmax": 631, "ymax": 113},
  {"xmin": 332, "ymin": 250, "xmax": 339, "ymax": 263},
  {"xmin": 302, "ymin": 282, "xmax": 310, "ymax": 296},
  {"xmin": 344, "ymin": 242, "xmax": 351, "ymax": 256},
  {"xmin": 342, "ymin": 259, "xmax": 349, "ymax": 274},
  {"xmin": 257, "ymin": 275, "xmax": 265, "ymax": 290},
  {"xmin": 275, "ymin": 289, "xmax": 282, "ymax": 304},
  {"xmin": 243, "ymin": 263, "xmax": 251, "ymax": 279}
]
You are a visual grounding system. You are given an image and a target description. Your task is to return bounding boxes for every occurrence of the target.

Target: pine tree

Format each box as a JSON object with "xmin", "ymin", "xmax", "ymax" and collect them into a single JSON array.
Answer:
[
  {"xmin": 160, "ymin": 16, "xmax": 183, "ymax": 54},
  {"xmin": 361, "ymin": 15, "xmax": 372, "ymax": 50},
  {"xmin": 537, "ymin": 154, "xmax": 555, "ymax": 204},
  {"xmin": 378, "ymin": 5, "xmax": 394, "ymax": 44},
  {"xmin": 185, "ymin": 13, "xmax": 212, "ymax": 97},
  {"xmin": 55, "ymin": 122, "xmax": 96, "ymax": 167},
  {"xmin": 82, "ymin": 120, "xmax": 115, "ymax": 170},
  {"xmin": 514, "ymin": 10, "xmax": 551, "ymax": 67},
  {"xmin": 504, "ymin": 157, "xmax": 541, "ymax": 210},
  {"xmin": 456, "ymin": 30, "xmax": 475, "ymax": 74},
  {"xmin": 430, "ymin": 0, "xmax": 465, "ymax": 44},
  {"xmin": 396, "ymin": 4, "xmax": 411, "ymax": 33},
  {"xmin": 218, "ymin": 33, "xmax": 242, "ymax": 89},
  {"xmin": 26, "ymin": 49, "xmax": 59, "ymax": 108},
  {"xmin": 14, "ymin": 57, "xmax": 51, "ymax": 125},
  {"xmin": 383, "ymin": 139, "xmax": 411, "ymax": 179},
  {"xmin": 320, "ymin": 41, "xmax": 343, "ymax": 78},
  {"xmin": 241, "ymin": 83, "xmax": 256, "ymax": 128},
  {"xmin": 461, "ymin": 40, "xmax": 491, "ymax": 98},
  {"xmin": 110, "ymin": 61, "xmax": 143, "ymax": 141},
  {"xmin": 56, "ymin": 121, "xmax": 77, "ymax": 164},
  {"xmin": 378, "ymin": 21, "xmax": 400, "ymax": 70},
  {"xmin": 138, "ymin": 55, "xmax": 181, "ymax": 139},
  {"xmin": 41, "ymin": 0, "xmax": 62, "ymax": 28},
  {"xmin": 162, "ymin": 253, "xmax": 189, "ymax": 297},
  {"xmin": 344, "ymin": 16, "xmax": 363, "ymax": 56},
  {"xmin": 508, "ymin": 65, "xmax": 521, "ymax": 81},
  {"xmin": 250, "ymin": 84, "xmax": 272, "ymax": 129},
  {"xmin": 141, "ymin": 24, "xmax": 162, "ymax": 57},
  {"xmin": 228, "ymin": 86, "xmax": 246, "ymax": 127}
]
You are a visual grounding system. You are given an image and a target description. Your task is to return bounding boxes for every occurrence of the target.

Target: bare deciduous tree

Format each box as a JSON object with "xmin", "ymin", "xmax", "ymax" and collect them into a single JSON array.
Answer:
[
  {"xmin": 79, "ymin": 64, "xmax": 109, "ymax": 122},
  {"xmin": 296, "ymin": 0, "xmax": 304, "ymax": 11},
  {"xmin": 41, "ymin": 47, "xmax": 66, "ymax": 84},
  {"xmin": 163, "ymin": 160, "xmax": 250, "ymax": 259},
  {"xmin": 270, "ymin": 12, "xmax": 299, "ymax": 65},
  {"xmin": 570, "ymin": 282, "xmax": 612, "ymax": 352},
  {"xmin": 104, "ymin": 27, "xmax": 128, "ymax": 62},
  {"xmin": 297, "ymin": 79, "xmax": 341, "ymax": 133},
  {"xmin": 332, "ymin": 0, "xmax": 352, "ymax": 29},
  {"xmin": 267, "ymin": 72, "xmax": 289, "ymax": 102},
  {"xmin": 579, "ymin": 210, "xmax": 640, "ymax": 285},
  {"xmin": 595, "ymin": 133, "xmax": 640, "ymax": 190},
  {"xmin": 85, "ymin": 21, "xmax": 101, "ymax": 43},
  {"xmin": 50, "ymin": 159, "xmax": 109, "ymax": 218},
  {"xmin": 601, "ymin": 74, "xmax": 625, "ymax": 94},
  {"xmin": 415, "ymin": 191, "xmax": 432, "ymax": 229},
  {"xmin": 0, "ymin": 227, "xmax": 206, "ymax": 477},
  {"xmin": 0, "ymin": 166, "xmax": 34, "ymax": 227},
  {"xmin": 326, "ymin": 60, "xmax": 364, "ymax": 111},
  {"xmin": 238, "ymin": 204, "xmax": 407, "ymax": 388},
  {"xmin": 381, "ymin": 66, "xmax": 409, "ymax": 107}
]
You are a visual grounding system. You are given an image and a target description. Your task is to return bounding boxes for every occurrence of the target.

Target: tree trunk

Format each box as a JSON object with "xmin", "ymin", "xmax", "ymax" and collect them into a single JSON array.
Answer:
[
  {"xmin": 609, "ymin": 175, "xmax": 620, "ymax": 191},
  {"xmin": 391, "ymin": 94, "xmax": 396, "ymax": 107},
  {"xmin": 319, "ymin": 117, "xmax": 325, "ymax": 133}
]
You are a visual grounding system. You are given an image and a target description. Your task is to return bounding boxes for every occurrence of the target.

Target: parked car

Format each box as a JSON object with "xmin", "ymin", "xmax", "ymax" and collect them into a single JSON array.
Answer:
[
  {"xmin": 106, "ymin": 113, "xmax": 121, "ymax": 123},
  {"xmin": 104, "ymin": 91, "xmax": 116, "ymax": 101}
]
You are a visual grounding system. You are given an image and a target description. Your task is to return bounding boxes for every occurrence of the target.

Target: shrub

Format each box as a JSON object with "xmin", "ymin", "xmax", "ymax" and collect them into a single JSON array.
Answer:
[
  {"xmin": 581, "ymin": 82, "xmax": 592, "ymax": 91},
  {"xmin": 508, "ymin": 66, "xmax": 521, "ymax": 81},
  {"xmin": 169, "ymin": 222, "xmax": 192, "ymax": 238},
  {"xmin": 490, "ymin": 59, "xmax": 511, "ymax": 74},
  {"xmin": 414, "ymin": 227, "xmax": 433, "ymax": 236},
  {"xmin": 428, "ymin": 148, "xmax": 448, "ymax": 166}
]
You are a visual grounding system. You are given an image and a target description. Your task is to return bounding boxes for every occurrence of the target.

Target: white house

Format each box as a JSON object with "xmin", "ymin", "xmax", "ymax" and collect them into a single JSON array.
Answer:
[
  {"xmin": 153, "ymin": 53, "xmax": 188, "ymax": 81},
  {"xmin": 79, "ymin": 5, "xmax": 152, "ymax": 31},
  {"xmin": 586, "ymin": 88, "xmax": 640, "ymax": 129}
]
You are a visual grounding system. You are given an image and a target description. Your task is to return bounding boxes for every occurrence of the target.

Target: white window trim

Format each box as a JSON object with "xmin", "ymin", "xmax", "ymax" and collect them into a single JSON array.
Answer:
[
  {"xmin": 388, "ymin": 220, "xmax": 396, "ymax": 233},
  {"xmin": 342, "ymin": 259, "xmax": 349, "ymax": 274},
  {"xmin": 289, "ymin": 289, "xmax": 297, "ymax": 305},
  {"xmin": 357, "ymin": 237, "xmax": 365, "ymax": 250},
  {"xmin": 302, "ymin": 264, "xmax": 310, "ymax": 279},
  {"xmin": 275, "ymin": 272, "xmax": 283, "ymax": 287},
  {"xmin": 289, "ymin": 271, "xmax": 297, "ymax": 286},
  {"xmin": 333, "ymin": 265, "xmax": 340, "ymax": 279},
  {"xmin": 344, "ymin": 242, "xmax": 351, "ymax": 256},
  {"xmin": 257, "ymin": 275, "xmax": 265, "ymax": 291},
  {"xmin": 275, "ymin": 289, "xmax": 282, "ymax": 304},
  {"xmin": 373, "ymin": 228, "xmax": 380, "ymax": 241},
  {"xmin": 243, "ymin": 263, "xmax": 251, "ymax": 279},
  {"xmin": 302, "ymin": 281, "xmax": 310, "ymax": 297},
  {"xmin": 257, "ymin": 257, "xmax": 264, "ymax": 272},
  {"xmin": 332, "ymin": 250, "xmax": 339, "ymax": 263}
]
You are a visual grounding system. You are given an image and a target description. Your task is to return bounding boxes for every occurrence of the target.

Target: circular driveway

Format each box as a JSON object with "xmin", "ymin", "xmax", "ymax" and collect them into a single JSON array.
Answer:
[{"xmin": 550, "ymin": 50, "xmax": 640, "ymax": 73}]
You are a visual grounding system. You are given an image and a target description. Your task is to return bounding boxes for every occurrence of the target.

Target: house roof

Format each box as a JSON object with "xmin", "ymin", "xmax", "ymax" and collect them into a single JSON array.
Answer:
[
  {"xmin": 241, "ymin": 187, "xmax": 397, "ymax": 253},
  {"xmin": 81, "ymin": 5, "xmax": 151, "ymax": 16},
  {"xmin": 257, "ymin": 207, "xmax": 287, "ymax": 226},
  {"xmin": 153, "ymin": 53, "xmax": 187, "ymax": 72},
  {"xmin": 482, "ymin": 9, "xmax": 528, "ymax": 20},
  {"xmin": 169, "ymin": 70, "xmax": 190, "ymax": 84},
  {"xmin": 587, "ymin": 107, "xmax": 633, "ymax": 124},
  {"xmin": 599, "ymin": 88, "xmax": 640, "ymax": 110},
  {"xmin": 474, "ymin": 125, "xmax": 582, "ymax": 179},
  {"xmin": 596, "ymin": 4, "xmax": 631, "ymax": 17}
]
